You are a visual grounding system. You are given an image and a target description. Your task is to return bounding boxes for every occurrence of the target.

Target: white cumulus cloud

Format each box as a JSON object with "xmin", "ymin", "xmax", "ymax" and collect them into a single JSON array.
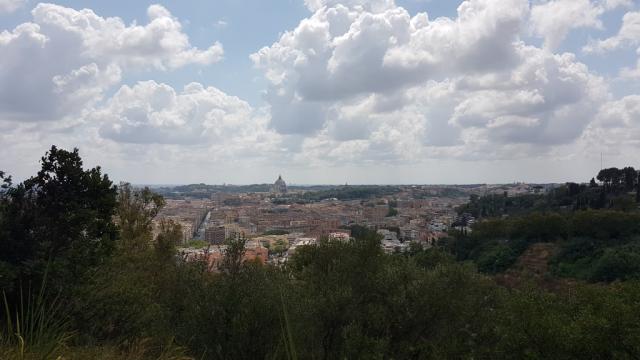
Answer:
[
  {"xmin": 531, "ymin": 0, "xmax": 604, "ymax": 50},
  {"xmin": 252, "ymin": 0, "xmax": 608, "ymax": 164},
  {"xmin": 584, "ymin": 10, "xmax": 640, "ymax": 53},
  {"xmin": 0, "ymin": 3, "xmax": 223, "ymax": 123},
  {"xmin": 97, "ymin": 81, "xmax": 275, "ymax": 149}
]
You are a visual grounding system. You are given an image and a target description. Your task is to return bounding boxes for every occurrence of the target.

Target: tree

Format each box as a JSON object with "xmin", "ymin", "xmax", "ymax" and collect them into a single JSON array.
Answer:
[
  {"xmin": 221, "ymin": 235, "xmax": 247, "ymax": 276},
  {"xmin": 0, "ymin": 171, "xmax": 14, "ymax": 290},
  {"xmin": 0, "ymin": 170, "xmax": 11, "ymax": 192},
  {"xmin": 386, "ymin": 207, "xmax": 398, "ymax": 217},
  {"xmin": 154, "ymin": 219, "xmax": 182, "ymax": 261},
  {"xmin": 598, "ymin": 167, "xmax": 626, "ymax": 193},
  {"xmin": 0, "ymin": 146, "xmax": 118, "ymax": 293},
  {"xmin": 637, "ymin": 172, "xmax": 640, "ymax": 203},
  {"xmin": 73, "ymin": 186, "xmax": 182, "ymax": 343},
  {"xmin": 590, "ymin": 245, "xmax": 640, "ymax": 282},
  {"xmin": 116, "ymin": 183, "xmax": 165, "ymax": 252},
  {"xmin": 622, "ymin": 167, "xmax": 637, "ymax": 192},
  {"xmin": 611, "ymin": 196, "xmax": 636, "ymax": 212}
]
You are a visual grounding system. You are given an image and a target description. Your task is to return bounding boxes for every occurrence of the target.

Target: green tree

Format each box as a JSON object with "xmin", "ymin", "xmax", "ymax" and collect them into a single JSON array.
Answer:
[
  {"xmin": 116, "ymin": 183, "xmax": 165, "ymax": 252},
  {"xmin": 636, "ymin": 172, "xmax": 640, "ymax": 203},
  {"xmin": 74, "ymin": 187, "xmax": 186, "ymax": 345},
  {"xmin": 590, "ymin": 245, "xmax": 640, "ymax": 282},
  {"xmin": 221, "ymin": 235, "xmax": 247, "ymax": 276},
  {"xmin": 0, "ymin": 171, "xmax": 14, "ymax": 290},
  {"xmin": 623, "ymin": 167, "xmax": 637, "ymax": 192},
  {"xmin": 0, "ymin": 146, "xmax": 118, "ymax": 294},
  {"xmin": 154, "ymin": 219, "xmax": 183, "ymax": 261}
]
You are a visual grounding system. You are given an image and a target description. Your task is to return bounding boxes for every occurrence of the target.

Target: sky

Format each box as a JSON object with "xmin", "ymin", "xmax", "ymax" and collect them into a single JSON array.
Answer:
[{"xmin": 0, "ymin": 0, "xmax": 639, "ymax": 185}]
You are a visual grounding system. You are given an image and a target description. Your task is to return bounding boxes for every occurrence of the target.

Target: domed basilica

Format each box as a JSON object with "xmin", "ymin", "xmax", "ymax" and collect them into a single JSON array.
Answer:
[{"xmin": 271, "ymin": 175, "xmax": 287, "ymax": 194}]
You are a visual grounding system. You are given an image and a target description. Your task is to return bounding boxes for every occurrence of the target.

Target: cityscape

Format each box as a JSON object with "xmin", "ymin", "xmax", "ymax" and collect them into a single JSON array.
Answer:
[
  {"xmin": 2, "ymin": 0, "xmax": 640, "ymax": 358},
  {"xmin": 157, "ymin": 175, "xmax": 545, "ymax": 270}
]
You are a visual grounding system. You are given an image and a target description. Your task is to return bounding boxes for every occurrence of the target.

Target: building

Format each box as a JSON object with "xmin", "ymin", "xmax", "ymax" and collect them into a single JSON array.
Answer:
[
  {"xmin": 377, "ymin": 229, "xmax": 398, "ymax": 242},
  {"xmin": 328, "ymin": 231, "xmax": 351, "ymax": 242},
  {"xmin": 244, "ymin": 241, "xmax": 269, "ymax": 264},
  {"xmin": 287, "ymin": 237, "xmax": 317, "ymax": 256},
  {"xmin": 271, "ymin": 175, "xmax": 287, "ymax": 194},
  {"xmin": 205, "ymin": 225, "xmax": 226, "ymax": 245}
]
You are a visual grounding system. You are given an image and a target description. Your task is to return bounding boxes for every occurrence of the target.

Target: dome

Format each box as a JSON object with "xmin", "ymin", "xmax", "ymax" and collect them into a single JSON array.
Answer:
[{"xmin": 272, "ymin": 175, "xmax": 287, "ymax": 194}]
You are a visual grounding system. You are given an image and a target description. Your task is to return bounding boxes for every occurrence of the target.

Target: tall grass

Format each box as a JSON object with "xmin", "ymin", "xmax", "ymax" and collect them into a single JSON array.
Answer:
[
  {"xmin": 278, "ymin": 287, "xmax": 297, "ymax": 360},
  {"xmin": 1, "ymin": 269, "xmax": 72, "ymax": 359}
]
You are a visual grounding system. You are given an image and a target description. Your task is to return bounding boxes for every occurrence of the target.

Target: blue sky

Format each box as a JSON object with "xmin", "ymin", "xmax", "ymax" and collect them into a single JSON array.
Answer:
[{"xmin": 1, "ymin": 0, "xmax": 639, "ymax": 184}]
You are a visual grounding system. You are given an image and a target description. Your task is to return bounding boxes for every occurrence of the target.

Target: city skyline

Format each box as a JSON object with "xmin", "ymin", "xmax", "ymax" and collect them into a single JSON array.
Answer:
[{"xmin": 1, "ymin": 0, "xmax": 640, "ymax": 184}]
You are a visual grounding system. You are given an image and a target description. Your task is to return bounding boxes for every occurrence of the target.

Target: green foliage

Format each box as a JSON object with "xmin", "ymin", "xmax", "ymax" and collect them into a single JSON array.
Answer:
[
  {"xmin": 175, "ymin": 264, "xmax": 286, "ymax": 359},
  {"xmin": 611, "ymin": 195, "xmax": 637, "ymax": 211},
  {"xmin": 570, "ymin": 210, "xmax": 640, "ymax": 239},
  {"xmin": 447, "ymin": 210, "xmax": 640, "ymax": 280},
  {"xmin": 407, "ymin": 245, "xmax": 455, "ymax": 270},
  {"xmin": 220, "ymin": 236, "xmax": 247, "ymax": 276},
  {"xmin": 497, "ymin": 282, "xmax": 640, "ymax": 358},
  {"xmin": 0, "ymin": 146, "xmax": 118, "ymax": 297},
  {"xmin": 590, "ymin": 245, "xmax": 640, "ymax": 282},
  {"xmin": 475, "ymin": 241, "xmax": 522, "ymax": 274},
  {"xmin": 155, "ymin": 220, "xmax": 182, "ymax": 261},
  {"xmin": 459, "ymin": 167, "xmax": 640, "ymax": 218},
  {"xmin": 117, "ymin": 183, "xmax": 165, "ymax": 252},
  {"xmin": 1, "ymin": 270, "xmax": 72, "ymax": 359},
  {"xmin": 72, "ymin": 185, "xmax": 188, "ymax": 345},
  {"xmin": 458, "ymin": 192, "xmax": 549, "ymax": 218}
]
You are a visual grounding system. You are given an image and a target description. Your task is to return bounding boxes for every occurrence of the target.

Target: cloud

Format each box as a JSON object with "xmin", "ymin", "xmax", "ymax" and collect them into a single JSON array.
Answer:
[
  {"xmin": 97, "ymin": 81, "xmax": 269, "ymax": 146},
  {"xmin": 530, "ymin": 0, "xmax": 633, "ymax": 51},
  {"xmin": 31, "ymin": 3, "xmax": 223, "ymax": 69},
  {"xmin": 603, "ymin": 0, "xmax": 633, "ymax": 10},
  {"xmin": 252, "ymin": 0, "xmax": 530, "ymax": 136},
  {"xmin": 214, "ymin": 20, "xmax": 229, "ymax": 29},
  {"xmin": 530, "ymin": 0, "xmax": 602, "ymax": 51},
  {"xmin": 251, "ymin": 0, "xmax": 607, "ymax": 164},
  {"xmin": 454, "ymin": 46, "xmax": 606, "ymax": 144},
  {"xmin": 0, "ymin": 3, "xmax": 223, "ymax": 123},
  {"xmin": 596, "ymin": 95, "xmax": 640, "ymax": 127},
  {"xmin": 581, "ymin": 95, "xmax": 640, "ymax": 155},
  {"xmin": 584, "ymin": 10, "xmax": 640, "ymax": 53},
  {"xmin": 1, "ymin": 0, "xmax": 636, "ymax": 182},
  {"xmin": 0, "ymin": 0, "xmax": 26, "ymax": 14},
  {"xmin": 304, "ymin": 0, "xmax": 395, "ymax": 12},
  {"xmin": 585, "ymin": 10, "xmax": 640, "ymax": 82}
]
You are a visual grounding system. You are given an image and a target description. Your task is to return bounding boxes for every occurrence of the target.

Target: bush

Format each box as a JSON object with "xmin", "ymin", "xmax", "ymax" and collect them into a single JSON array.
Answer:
[
  {"xmin": 590, "ymin": 245, "xmax": 640, "ymax": 282},
  {"xmin": 475, "ymin": 242, "xmax": 519, "ymax": 274}
]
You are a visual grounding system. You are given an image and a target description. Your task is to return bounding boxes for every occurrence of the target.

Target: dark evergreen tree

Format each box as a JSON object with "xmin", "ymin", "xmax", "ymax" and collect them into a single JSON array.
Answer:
[
  {"xmin": 623, "ymin": 167, "xmax": 637, "ymax": 191},
  {"xmin": 637, "ymin": 171, "xmax": 640, "ymax": 203},
  {"xmin": 0, "ymin": 146, "xmax": 118, "ymax": 294}
]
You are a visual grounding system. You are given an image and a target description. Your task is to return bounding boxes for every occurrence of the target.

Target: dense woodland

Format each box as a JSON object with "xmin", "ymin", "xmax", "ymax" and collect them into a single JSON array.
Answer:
[
  {"xmin": 458, "ymin": 167, "xmax": 640, "ymax": 218},
  {"xmin": 1, "ymin": 147, "xmax": 640, "ymax": 359},
  {"xmin": 451, "ymin": 167, "xmax": 640, "ymax": 281}
]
